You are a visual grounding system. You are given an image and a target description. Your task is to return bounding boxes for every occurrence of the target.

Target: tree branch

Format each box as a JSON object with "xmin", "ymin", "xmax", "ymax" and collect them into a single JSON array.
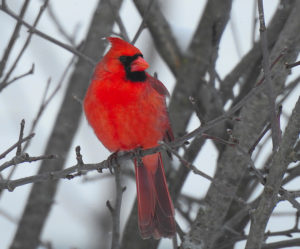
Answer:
[
  {"xmin": 0, "ymin": 133, "xmax": 34, "ymax": 161},
  {"xmin": 9, "ymin": 1, "xmax": 123, "ymax": 248},
  {"xmin": 0, "ymin": 2, "xmax": 95, "ymax": 67},
  {"xmin": 182, "ymin": 1, "xmax": 300, "ymax": 247},
  {"xmin": 257, "ymin": 0, "xmax": 281, "ymax": 151},
  {"xmin": 132, "ymin": 0, "xmax": 182, "ymax": 76},
  {"xmin": 109, "ymin": 164, "xmax": 125, "ymax": 249},
  {"xmin": 245, "ymin": 96, "xmax": 300, "ymax": 249},
  {"xmin": 0, "ymin": 0, "xmax": 30, "ymax": 78}
]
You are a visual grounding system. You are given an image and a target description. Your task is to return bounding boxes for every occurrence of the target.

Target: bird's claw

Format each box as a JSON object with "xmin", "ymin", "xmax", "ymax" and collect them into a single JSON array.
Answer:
[
  {"xmin": 133, "ymin": 147, "xmax": 144, "ymax": 167},
  {"xmin": 107, "ymin": 151, "xmax": 120, "ymax": 174}
]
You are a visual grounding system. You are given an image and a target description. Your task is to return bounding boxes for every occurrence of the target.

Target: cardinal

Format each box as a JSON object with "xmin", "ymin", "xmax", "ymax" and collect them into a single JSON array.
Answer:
[{"xmin": 83, "ymin": 37, "xmax": 175, "ymax": 239}]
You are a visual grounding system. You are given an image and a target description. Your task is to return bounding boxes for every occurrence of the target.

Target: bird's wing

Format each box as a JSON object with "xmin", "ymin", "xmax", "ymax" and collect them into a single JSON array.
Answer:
[{"xmin": 147, "ymin": 73, "xmax": 170, "ymax": 97}]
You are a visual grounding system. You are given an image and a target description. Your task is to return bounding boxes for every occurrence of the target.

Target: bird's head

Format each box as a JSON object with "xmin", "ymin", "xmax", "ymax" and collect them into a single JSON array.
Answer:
[{"xmin": 102, "ymin": 37, "xmax": 149, "ymax": 82}]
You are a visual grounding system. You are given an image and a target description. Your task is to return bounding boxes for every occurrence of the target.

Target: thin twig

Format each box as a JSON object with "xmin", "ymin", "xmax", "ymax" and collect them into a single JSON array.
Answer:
[
  {"xmin": 0, "ymin": 3, "xmax": 95, "ymax": 66},
  {"xmin": 0, "ymin": 154, "xmax": 55, "ymax": 172},
  {"xmin": 0, "ymin": 74, "xmax": 294, "ymax": 192},
  {"xmin": 175, "ymin": 221, "xmax": 185, "ymax": 242},
  {"xmin": 173, "ymin": 48, "xmax": 285, "ymax": 149},
  {"xmin": 131, "ymin": 0, "xmax": 156, "ymax": 45},
  {"xmin": 65, "ymin": 147, "xmax": 86, "ymax": 180},
  {"xmin": 23, "ymin": 56, "xmax": 76, "ymax": 151},
  {"xmin": 0, "ymin": 75, "xmax": 271, "ymax": 187},
  {"xmin": 251, "ymin": 0, "xmax": 258, "ymax": 45},
  {"xmin": 245, "ymin": 96, "xmax": 300, "ymax": 249},
  {"xmin": 107, "ymin": 161, "xmax": 124, "ymax": 249},
  {"xmin": 75, "ymin": 146, "xmax": 84, "ymax": 166},
  {"xmin": 46, "ymin": 3, "xmax": 77, "ymax": 46},
  {"xmin": 81, "ymin": 168, "xmax": 134, "ymax": 183},
  {"xmin": 176, "ymin": 204, "xmax": 193, "ymax": 224},
  {"xmin": 202, "ymin": 133, "xmax": 236, "ymax": 146},
  {"xmin": 240, "ymin": 144, "xmax": 300, "ymax": 212},
  {"xmin": 285, "ymin": 60, "xmax": 300, "ymax": 69},
  {"xmin": 0, "ymin": 0, "xmax": 30, "ymax": 78},
  {"xmin": 0, "ymin": 79, "xmax": 276, "ymax": 192},
  {"xmin": 238, "ymin": 145, "xmax": 266, "ymax": 186},
  {"xmin": 249, "ymin": 105, "xmax": 282, "ymax": 155},
  {"xmin": 107, "ymin": 0, "xmax": 129, "ymax": 42},
  {"xmin": 219, "ymin": 225, "xmax": 300, "ymax": 249},
  {"xmin": 172, "ymin": 231, "xmax": 178, "ymax": 249},
  {"xmin": 162, "ymin": 141, "xmax": 248, "ymax": 207},
  {"xmin": 1, "ymin": 64, "xmax": 34, "ymax": 90},
  {"xmin": 16, "ymin": 119, "xmax": 26, "ymax": 156},
  {"xmin": 0, "ymin": 133, "xmax": 34, "ymax": 160},
  {"xmin": 279, "ymin": 75, "xmax": 300, "ymax": 106},
  {"xmin": 161, "ymin": 141, "xmax": 214, "ymax": 182},
  {"xmin": 189, "ymin": 96, "xmax": 206, "ymax": 125},
  {"xmin": 279, "ymin": 189, "xmax": 300, "ymax": 211},
  {"xmin": 257, "ymin": 0, "xmax": 281, "ymax": 151},
  {"xmin": 262, "ymin": 238, "xmax": 300, "ymax": 249},
  {"xmin": 283, "ymin": 163, "xmax": 300, "ymax": 185},
  {"xmin": 0, "ymin": 0, "xmax": 49, "ymax": 91}
]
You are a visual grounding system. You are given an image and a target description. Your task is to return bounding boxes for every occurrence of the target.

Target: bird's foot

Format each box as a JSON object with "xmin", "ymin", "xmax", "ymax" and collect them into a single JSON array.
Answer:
[
  {"xmin": 107, "ymin": 151, "xmax": 120, "ymax": 174},
  {"xmin": 133, "ymin": 147, "xmax": 144, "ymax": 167}
]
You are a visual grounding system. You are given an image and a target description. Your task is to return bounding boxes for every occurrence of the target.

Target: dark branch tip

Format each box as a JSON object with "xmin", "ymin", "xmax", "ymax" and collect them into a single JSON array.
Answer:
[{"xmin": 106, "ymin": 200, "xmax": 114, "ymax": 213}]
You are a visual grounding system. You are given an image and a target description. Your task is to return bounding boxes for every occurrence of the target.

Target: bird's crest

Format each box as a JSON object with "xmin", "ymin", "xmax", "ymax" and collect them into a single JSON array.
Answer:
[{"xmin": 107, "ymin": 37, "xmax": 142, "ymax": 56}]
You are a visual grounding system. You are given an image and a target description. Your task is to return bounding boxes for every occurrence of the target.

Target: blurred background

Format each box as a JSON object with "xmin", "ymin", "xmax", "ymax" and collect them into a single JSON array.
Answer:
[{"xmin": 0, "ymin": 0, "xmax": 299, "ymax": 248}]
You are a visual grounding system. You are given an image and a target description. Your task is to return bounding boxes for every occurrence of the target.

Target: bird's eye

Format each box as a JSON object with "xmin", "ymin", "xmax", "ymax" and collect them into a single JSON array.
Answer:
[
  {"xmin": 119, "ymin": 54, "xmax": 144, "ymax": 67},
  {"xmin": 119, "ymin": 56, "xmax": 128, "ymax": 64}
]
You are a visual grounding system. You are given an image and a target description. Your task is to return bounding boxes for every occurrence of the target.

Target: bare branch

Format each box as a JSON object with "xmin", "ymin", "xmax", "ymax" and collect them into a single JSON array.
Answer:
[
  {"xmin": 16, "ymin": 119, "xmax": 25, "ymax": 156},
  {"xmin": 262, "ymin": 238, "xmax": 300, "ymax": 249},
  {"xmin": 249, "ymin": 105, "xmax": 282, "ymax": 155},
  {"xmin": 0, "ymin": 133, "xmax": 34, "ymax": 160},
  {"xmin": 110, "ymin": 165, "xmax": 124, "ymax": 249},
  {"xmin": 0, "ymin": 3, "xmax": 95, "ymax": 67},
  {"xmin": 279, "ymin": 189, "xmax": 300, "ymax": 211},
  {"xmin": 132, "ymin": 0, "xmax": 182, "ymax": 76},
  {"xmin": 183, "ymin": 1, "xmax": 300, "ymax": 246},
  {"xmin": 0, "ymin": 0, "xmax": 49, "ymax": 90},
  {"xmin": 161, "ymin": 141, "xmax": 214, "ymax": 183},
  {"xmin": 0, "ymin": 98, "xmax": 257, "ymax": 191},
  {"xmin": 162, "ymin": 141, "xmax": 247, "ymax": 208},
  {"xmin": 251, "ymin": 0, "xmax": 258, "ymax": 45},
  {"xmin": 131, "ymin": 0, "xmax": 155, "ymax": 45},
  {"xmin": 220, "ymin": 2, "xmax": 294, "ymax": 103},
  {"xmin": 0, "ymin": 153, "xmax": 55, "ymax": 173},
  {"xmin": 0, "ymin": 0, "xmax": 30, "ymax": 77},
  {"xmin": 257, "ymin": 0, "xmax": 281, "ymax": 151},
  {"xmin": 2, "ymin": 64, "xmax": 35, "ymax": 90},
  {"xmin": 108, "ymin": 0, "xmax": 129, "ymax": 42},
  {"xmin": 23, "ymin": 56, "xmax": 76, "ymax": 151},
  {"xmin": 46, "ymin": 3, "xmax": 77, "ymax": 46},
  {"xmin": 9, "ymin": 1, "xmax": 123, "ymax": 248},
  {"xmin": 1, "ymin": 1, "xmax": 299, "ymax": 248},
  {"xmin": 169, "ymin": 0, "xmax": 232, "ymax": 138},
  {"xmin": 245, "ymin": 96, "xmax": 300, "ymax": 249},
  {"xmin": 285, "ymin": 60, "xmax": 300, "ymax": 69}
]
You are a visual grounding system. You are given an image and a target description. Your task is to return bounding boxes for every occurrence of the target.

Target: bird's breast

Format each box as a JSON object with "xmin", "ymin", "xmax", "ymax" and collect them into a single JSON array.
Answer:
[{"xmin": 84, "ymin": 78, "xmax": 169, "ymax": 152}]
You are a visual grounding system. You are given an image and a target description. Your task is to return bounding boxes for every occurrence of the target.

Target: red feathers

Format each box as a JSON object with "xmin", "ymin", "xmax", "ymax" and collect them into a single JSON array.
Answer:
[{"xmin": 83, "ymin": 37, "xmax": 175, "ymax": 239}]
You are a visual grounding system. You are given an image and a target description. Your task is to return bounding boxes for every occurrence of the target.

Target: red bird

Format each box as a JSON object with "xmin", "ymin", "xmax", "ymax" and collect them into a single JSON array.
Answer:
[{"xmin": 83, "ymin": 37, "xmax": 175, "ymax": 239}]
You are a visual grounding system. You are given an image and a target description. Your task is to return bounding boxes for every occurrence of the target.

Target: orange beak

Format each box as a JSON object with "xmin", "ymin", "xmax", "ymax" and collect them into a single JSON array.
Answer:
[{"xmin": 131, "ymin": 56, "xmax": 149, "ymax": 72}]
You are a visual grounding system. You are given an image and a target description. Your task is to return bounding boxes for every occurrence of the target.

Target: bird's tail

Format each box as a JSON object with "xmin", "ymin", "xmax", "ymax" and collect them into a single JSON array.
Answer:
[{"xmin": 134, "ymin": 152, "xmax": 175, "ymax": 239}]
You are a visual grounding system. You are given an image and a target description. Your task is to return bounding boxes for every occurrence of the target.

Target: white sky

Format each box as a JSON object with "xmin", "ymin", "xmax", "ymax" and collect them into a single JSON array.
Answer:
[{"xmin": 0, "ymin": 0, "xmax": 299, "ymax": 248}]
